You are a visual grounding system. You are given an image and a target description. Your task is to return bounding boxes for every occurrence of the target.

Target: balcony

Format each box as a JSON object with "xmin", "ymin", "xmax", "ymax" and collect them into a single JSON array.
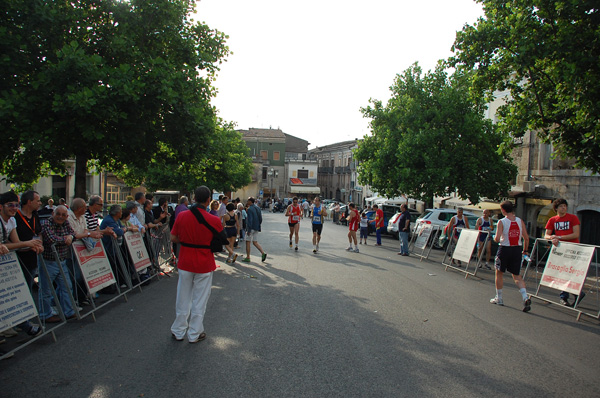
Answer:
[{"xmin": 319, "ymin": 167, "xmax": 333, "ymax": 174}]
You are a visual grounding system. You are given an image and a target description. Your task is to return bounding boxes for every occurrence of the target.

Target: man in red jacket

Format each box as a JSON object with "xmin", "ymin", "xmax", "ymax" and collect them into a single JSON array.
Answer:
[{"xmin": 170, "ymin": 186, "xmax": 223, "ymax": 343}]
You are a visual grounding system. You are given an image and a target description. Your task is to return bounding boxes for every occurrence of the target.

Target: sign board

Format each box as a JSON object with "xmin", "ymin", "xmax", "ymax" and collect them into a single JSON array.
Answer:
[
  {"xmin": 0, "ymin": 252, "xmax": 38, "ymax": 331},
  {"xmin": 415, "ymin": 223, "xmax": 433, "ymax": 250},
  {"xmin": 124, "ymin": 231, "xmax": 151, "ymax": 272},
  {"xmin": 540, "ymin": 242, "xmax": 594, "ymax": 294},
  {"xmin": 72, "ymin": 240, "xmax": 116, "ymax": 294},
  {"xmin": 452, "ymin": 229, "xmax": 479, "ymax": 263}
]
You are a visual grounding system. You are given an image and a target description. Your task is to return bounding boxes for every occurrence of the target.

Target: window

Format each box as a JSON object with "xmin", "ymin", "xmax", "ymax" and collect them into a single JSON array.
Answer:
[
  {"xmin": 262, "ymin": 167, "xmax": 268, "ymax": 180},
  {"xmin": 298, "ymin": 169, "xmax": 309, "ymax": 179},
  {"xmin": 273, "ymin": 151, "xmax": 280, "ymax": 161},
  {"xmin": 260, "ymin": 150, "xmax": 268, "ymax": 160}
]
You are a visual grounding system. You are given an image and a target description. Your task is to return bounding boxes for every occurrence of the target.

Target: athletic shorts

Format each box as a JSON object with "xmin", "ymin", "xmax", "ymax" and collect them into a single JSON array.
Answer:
[
  {"xmin": 225, "ymin": 227, "xmax": 237, "ymax": 238},
  {"xmin": 312, "ymin": 223, "xmax": 323, "ymax": 235},
  {"xmin": 288, "ymin": 222, "xmax": 299, "ymax": 228},
  {"xmin": 246, "ymin": 229, "xmax": 259, "ymax": 242},
  {"xmin": 495, "ymin": 245, "xmax": 522, "ymax": 275}
]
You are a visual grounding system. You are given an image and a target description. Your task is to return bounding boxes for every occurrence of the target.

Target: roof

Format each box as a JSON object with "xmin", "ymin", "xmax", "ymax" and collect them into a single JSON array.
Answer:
[{"xmin": 238, "ymin": 128, "xmax": 286, "ymax": 140}]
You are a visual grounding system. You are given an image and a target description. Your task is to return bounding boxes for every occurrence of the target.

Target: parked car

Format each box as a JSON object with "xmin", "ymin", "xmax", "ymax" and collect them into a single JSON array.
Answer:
[
  {"xmin": 365, "ymin": 208, "xmax": 397, "ymax": 235},
  {"xmin": 414, "ymin": 208, "xmax": 479, "ymax": 249},
  {"xmin": 387, "ymin": 209, "xmax": 423, "ymax": 239}
]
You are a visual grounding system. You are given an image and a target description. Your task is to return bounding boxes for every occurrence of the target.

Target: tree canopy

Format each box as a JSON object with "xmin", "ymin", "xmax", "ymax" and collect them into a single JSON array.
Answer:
[
  {"xmin": 1, "ymin": 0, "xmax": 249, "ymax": 196},
  {"xmin": 355, "ymin": 62, "xmax": 516, "ymax": 207},
  {"xmin": 451, "ymin": 0, "xmax": 600, "ymax": 173}
]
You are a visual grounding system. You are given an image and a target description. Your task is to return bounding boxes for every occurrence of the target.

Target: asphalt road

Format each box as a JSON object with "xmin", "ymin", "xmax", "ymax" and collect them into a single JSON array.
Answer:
[{"xmin": 1, "ymin": 212, "xmax": 599, "ymax": 398}]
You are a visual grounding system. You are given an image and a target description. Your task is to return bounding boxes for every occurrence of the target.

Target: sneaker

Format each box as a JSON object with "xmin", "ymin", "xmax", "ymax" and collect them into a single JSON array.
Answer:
[
  {"xmin": 295, "ymin": 246, "xmax": 298, "ymax": 251},
  {"xmin": 27, "ymin": 325, "xmax": 43, "ymax": 337},
  {"xmin": 313, "ymin": 249, "xmax": 317, "ymax": 253},
  {"xmin": 354, "ymin": 248, "xmax": 360, "ymax": 253},
  {"xmin": 559, "ymin": 298, "xmax": 570, "ymax": 306},
  {"xmin": 0, "ymin": 328, "xmax": 18, "ymax": 338},
  {"xmin": 242, "ymin": 257, "xmax": 251, "ymax": 263},
  {"xmin": 289, "ymin": 241, "xmax": 293, "ymax": 248},
  {"xmin": 490, "ymin": 296, "xmax": 504, "ymax": 306},
  {"xmin": 484, "ymin": 263, "xmax": 492, "ymax": 270},
  {"xmin": 261, "ymin": 253, "xmax": 267, "ymax": 262},
  {"xmin": 231, "ymin": 254, "xmax": 238, "ymax": 263},
  {"xmin": 523, "ymin": 298, "xmax": 532, "ymax": 312},
  {"xmin": 171, "ymin": 333, "xmax": 183, "ymax": 341},
  {"xmin": 346, "ymin": 246, "xmax": 353, "ymax": 251},
  {"xmin": 189, "ymin": 332, "xmax": 206, "ymax": 344}
]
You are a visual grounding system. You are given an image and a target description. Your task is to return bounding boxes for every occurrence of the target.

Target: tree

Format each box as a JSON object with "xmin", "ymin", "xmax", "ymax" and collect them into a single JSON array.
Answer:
[
  {"xmin": 451, "ymin": 0, "xmax": 600, "ymax": 173},
  {"xmin": 355, "ymin": 62, "xmax": 516, "ymax": 207},
  {"xmin": 116, "ymin": 121, "xmax": 253, "ymax": 193},
  {"xmin": 0, "ymin": 0, "xmax": 233, "ymax": 197}
]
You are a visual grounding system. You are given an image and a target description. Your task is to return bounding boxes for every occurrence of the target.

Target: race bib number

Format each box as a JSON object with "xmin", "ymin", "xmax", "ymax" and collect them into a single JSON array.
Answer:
[
  {"xmin": 313, "ymin": 216, "xmax": 321, "ymax": 223},
  {"xmin": 293, "ymin": 216, "xmax": 300, "ymax": 221}
]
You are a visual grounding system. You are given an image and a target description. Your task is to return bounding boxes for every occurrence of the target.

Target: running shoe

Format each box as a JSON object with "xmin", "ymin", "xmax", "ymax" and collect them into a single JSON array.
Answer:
[
  {"xmin": 484, "ymin": 263, "xmax": 492, "ymax": 270},
  {"xmin": 295, "ymin": 246, "xmax": 298, "ymax": 251},
  {"xmin": 289, "ymin": 240, "xmax": 293, "ymax": 248},
  {"xmin": 261, "ymin": 253, "xmax": 267, "ymax": 262},
  {"xmin": 242, "ymin": 257, "xmax": 251, "ymax": 263},
  {"xmin": 354, "ymin": 248, "xmax": 359, "ymax": 253},
  {"xmin": 346, "ymin": 246, "xmax": 353, "ymax": 251},
  {"xmin": 231, "ymin": 254, "xmax": 238, "ymax": 263},
  {"xmin": 522, "ymin": 298, "xmax": 532, "ymax": 312},
  {"xmin": 313, "ymin": 249, "xmax": 317, "ymax": 253},
  {"xmin": 490, "ymin": 296, "xmax": 504, "ymax": 306}
]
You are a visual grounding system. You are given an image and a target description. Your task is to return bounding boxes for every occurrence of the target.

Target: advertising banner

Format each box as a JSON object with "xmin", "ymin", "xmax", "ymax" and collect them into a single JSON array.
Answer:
[
  {"xmin": 0, "ymin": 252, "xmax": 38, "ymax": 331},
  {"xmin": 540, "ymin": 242, "xmax": 593, "ymax": 295},
  {"xmin": 452, "ymin": 229, "xmax": 479, "ymax": 263},
  {"xmin": 124, "ymin": 231, "xmax": 151, "ymax": 272},
  {"xmin": 72, "ymin": 240, "xmax": 116, "ymax": 294},
  {"xmin": 415, "ymin": 224, "xmax": 433, "ymax": 250}
]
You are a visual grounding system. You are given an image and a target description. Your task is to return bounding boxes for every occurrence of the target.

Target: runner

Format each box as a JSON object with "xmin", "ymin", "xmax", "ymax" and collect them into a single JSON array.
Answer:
[
  {"xmin": 285, "ymin": 196, "xmax": 302, "ymax": 251},
  {"xmin": 346, "ymin": 203, "xmax": 360, "ymax": 252},
  {"xmin": 490, "ymin": 201, "xmax": 531, "ymax": 312},
  {"xmin": 543, "ymin": 198, "xmax": 583, "ymax": 307},
  {"xmin": 359, "ymin": 211, "xmax": 369, "ymax": 244},
  {"xmin": 310, "ymin": 197, "xmax": 327, "ymax": 253},
  {"xmin": 476, "ymin": 209, "xmax": 494, "ymax": 269}
]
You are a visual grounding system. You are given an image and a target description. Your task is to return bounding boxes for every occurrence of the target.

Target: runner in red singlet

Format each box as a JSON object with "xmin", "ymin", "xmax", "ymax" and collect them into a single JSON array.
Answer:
[{"xmin": 285, "ymin": 197, "xmax": 302, "ymax": 251}]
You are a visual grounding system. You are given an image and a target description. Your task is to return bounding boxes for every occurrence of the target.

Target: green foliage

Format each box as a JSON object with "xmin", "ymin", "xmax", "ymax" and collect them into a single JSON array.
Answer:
[
  {"xmin": 451, "ymin": 0, "xmax": 600, "ymax": 172},
  {"xmin": 0, "ymin": 0, "xmax": 240, "ymax": 195},
  {"xmin": 356, "ymin": 62, "xmax": 516, "ymax": 206}
]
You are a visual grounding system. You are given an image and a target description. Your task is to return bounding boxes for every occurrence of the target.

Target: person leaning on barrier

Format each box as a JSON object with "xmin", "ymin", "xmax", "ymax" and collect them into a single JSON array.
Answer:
[
  {"xmin": 144, "ymin": 200, "xmax": 162, "ymax": 230},
  {"xmin": 152, "ymin": 197, "xmax": 169, "ymax": 225},
  {"xmin": 125, "ymin": 201, "xmax": 146, "ymax": 234},
  {"xmin": 544, "ymin": 198, "xmax": 584, "ymax": 307},
  {"xmin": 1, "ymin": 191, "xmax": 44, "ymax": 255},
  {"xmin": 3, "ymin": 191, "xmax": 44, "ymax": 336},
  {"xmin": 170, "ymin": 186, "xmax": 223, "ymax": 343},
  {"xmin": 100, "ymin": 205, "xmax": 126, "ymax": 256},
  {"xmin": 39, "ymin": 205, "xmax": 77, "ymax": 322},
  {"xmin": 85, "ymin": 195, "xmax": 115, "ymax": 237}
]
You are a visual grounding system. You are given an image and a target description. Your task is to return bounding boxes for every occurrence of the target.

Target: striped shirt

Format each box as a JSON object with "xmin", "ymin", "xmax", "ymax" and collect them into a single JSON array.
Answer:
[{"xmin": 85, "ymin": 209, "xmax": 100, "ymax": 231}]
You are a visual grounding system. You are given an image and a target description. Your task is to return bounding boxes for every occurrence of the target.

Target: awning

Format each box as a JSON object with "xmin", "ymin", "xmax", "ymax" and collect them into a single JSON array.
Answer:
[
  {"xmin": 536, "ymin": 204, "xmax": 556, "ymax": 228},
  {"xmin": 290, "ymin": 186, "xmax": 321, "ymax": 194},
  {"xmin": 444, "ymin": 197, "xmax": 471, "ymax": 208},
  {"xmin": 463, "ymin": 202, "xmax": 502, "ymax": 212}
]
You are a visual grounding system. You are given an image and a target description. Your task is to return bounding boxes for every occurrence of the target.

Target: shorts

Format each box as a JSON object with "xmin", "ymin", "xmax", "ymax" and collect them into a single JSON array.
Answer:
[
  {"xmin": 360, "ymin": 227, "xmax": 368, "ymax": 239},
  {"xmin": 246, "ymin": 229, "xmax": 259, "ymax": 242},
  {"xmin": 348, "ymin": 225, "xmax": 358, "ymax": 232},
  {"xmin": 495, "ymin": 245, "xmax": 522, "ymax": 275},
  {"xmin": 226, "ymin": 227, "xmax": 237, "ymax": 238},
  {"xmin": 312, "ymin": 223, "xmax": 323, "ymax": 235},
  {"xmin": 288, "ymin": 222, "xmax": 299, "ymax": 228}
]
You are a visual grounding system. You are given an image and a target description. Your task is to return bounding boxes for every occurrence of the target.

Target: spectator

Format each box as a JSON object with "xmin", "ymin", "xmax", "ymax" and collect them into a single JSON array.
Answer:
[
  {"xmin": 85, "ymin": 195, "xmax": 114, "ymax": 237},
  {"xmin": 397, "ymin": 204, "xmax": 411, "ymax": 256},
  {"xmin": 174, "ymin": 196, "xmax": 189, "ymax": 220},
  {"xmin": 208, "ymin": 200, "xmax": 220, "ymax": 216},
  {"xmin": 152, "ymin": 197, "xmax": 169, "ymax": 225},
  {"xmin": 59, "ymin": 198, "xmax": 68, "ymax": 208},
  {"xmin": 133, "ymin": 192, "xmax": 147, "ymax": 230},
  {"xmin": 217, "ymin": 195, "xmax": 229, "ymax": 221},
  {"xmin": 242, "ymin": 197, "xmax": 267, "ymax": 263},
  {"xmin": 223, "ymin": 203, "xmax": 239, "ymax": 263},
  {"xmin": 39, "ymin": 206, "xmax": 76, "ymax": 322},
  {"xmin": 170, "ymin": 186, "xmax": 223, "ymax": 343},
  {"xmin": 125, "ymin": 201, "xmax": 145, "ymax": 234}
]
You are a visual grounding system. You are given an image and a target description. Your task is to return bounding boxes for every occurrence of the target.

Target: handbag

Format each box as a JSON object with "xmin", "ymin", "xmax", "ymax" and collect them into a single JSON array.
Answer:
[{"xmin": 179, "ymin": 206, "xmax": 228, "ymax": 253}]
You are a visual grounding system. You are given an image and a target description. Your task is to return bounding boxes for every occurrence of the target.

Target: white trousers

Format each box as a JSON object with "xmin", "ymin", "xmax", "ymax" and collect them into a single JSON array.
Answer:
[{"xmin": 171, "ymin": 269, "xmax": 213, "ymax": 342}]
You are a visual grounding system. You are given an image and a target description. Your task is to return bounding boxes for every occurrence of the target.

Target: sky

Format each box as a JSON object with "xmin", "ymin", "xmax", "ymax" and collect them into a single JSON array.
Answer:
[{"xmin": 194, "ymin": 0, "xmax": 485, "ymax": 148}]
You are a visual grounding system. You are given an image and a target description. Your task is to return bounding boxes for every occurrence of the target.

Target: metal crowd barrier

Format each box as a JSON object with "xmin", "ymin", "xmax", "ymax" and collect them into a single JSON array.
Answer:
[
  {"xmin": 442, "ymin": 227, "xmax": 493, "ymax": 278},
  {"xmin": 0, "ymin": 251, "xmax": 64, "ymax": 360},
  {"xmin": 523, "ymin": 238, "xmax": 599, "ymax": 321},
  {"xmin": 409, "ymin": 223, "xmax": 441, "ymax": 262}
]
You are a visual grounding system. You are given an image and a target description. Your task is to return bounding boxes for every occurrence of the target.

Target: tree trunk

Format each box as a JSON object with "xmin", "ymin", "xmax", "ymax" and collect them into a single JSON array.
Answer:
[{"xmin": 74, "ymin": 154, "xmax": 88, "ymax": 199}]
